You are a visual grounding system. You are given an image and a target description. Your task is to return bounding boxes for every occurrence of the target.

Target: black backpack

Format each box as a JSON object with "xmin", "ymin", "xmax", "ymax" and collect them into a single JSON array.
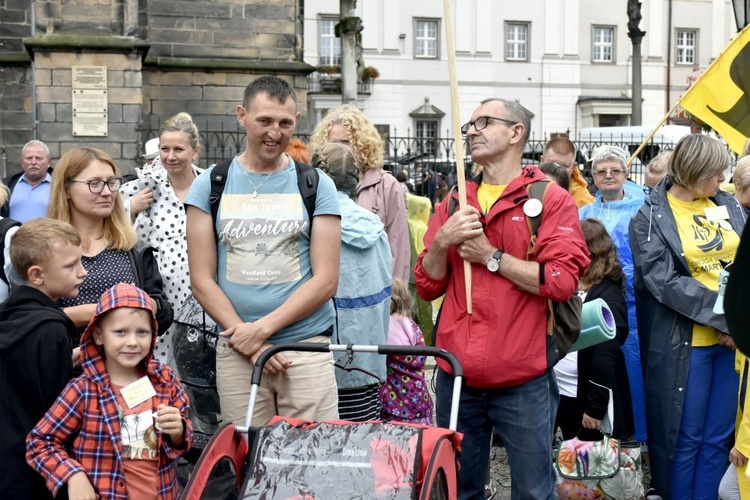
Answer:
[
  {"xmin": 208, "ymin": 158, "xmax": 319, "ymax": 240},
  {"xmin": 0, "ymin": 217, "xmax": 21, "ymax": 286}
]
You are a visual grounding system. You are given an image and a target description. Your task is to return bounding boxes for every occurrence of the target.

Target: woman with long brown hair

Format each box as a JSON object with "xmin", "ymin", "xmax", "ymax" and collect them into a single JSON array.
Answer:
[{"xmin": 554, "ymin": 218, "xmax": 634, "ymax": 441}]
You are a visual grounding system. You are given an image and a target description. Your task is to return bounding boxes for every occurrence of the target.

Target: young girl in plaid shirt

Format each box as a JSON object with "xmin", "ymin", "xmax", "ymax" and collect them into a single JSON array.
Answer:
[{"xmin": 27, "ymin": 283, "xmax": 193, "ymax": 499}]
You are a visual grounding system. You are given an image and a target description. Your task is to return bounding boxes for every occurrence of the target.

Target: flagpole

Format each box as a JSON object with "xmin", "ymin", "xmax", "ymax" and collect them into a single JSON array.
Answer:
[
  {"xmin": 626, "ymin": 101, "xmax": 682, "ymax": 167},
  {"xmin": 628, "ymin": 24, "xmax": 750, "ymax": 166},
  {"xmin": 442, "ymin": 0, "xmax": 472, "ymax": 314}
]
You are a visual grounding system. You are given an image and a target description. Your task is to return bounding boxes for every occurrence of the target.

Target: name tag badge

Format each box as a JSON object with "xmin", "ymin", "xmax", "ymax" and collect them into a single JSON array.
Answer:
[
  {"xmin": 120, "ymin": 376, "xmax": 157, "ymax": 409},
  {"xmin": 704, "ymin": 205, "xmax": 730, "ymax": 222}
]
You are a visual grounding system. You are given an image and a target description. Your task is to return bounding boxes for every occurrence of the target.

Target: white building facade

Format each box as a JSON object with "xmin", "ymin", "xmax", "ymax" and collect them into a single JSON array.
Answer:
[{"xmin": 301, "ymin": 0, "xmax": 738, "ymax": 148}]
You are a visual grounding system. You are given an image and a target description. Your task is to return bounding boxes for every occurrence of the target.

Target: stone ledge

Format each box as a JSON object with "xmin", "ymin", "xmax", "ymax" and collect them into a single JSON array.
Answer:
[
  {"xmin": 0, "ymin": 52, "xmax": 32, "ymax": 65},
  {"xmin": 143, "ymin": 56, "xmax": 315, "ymax": 75},
  {"xmin": 23, "ymin": 33, "xmax": 150, "ymax": 58}
]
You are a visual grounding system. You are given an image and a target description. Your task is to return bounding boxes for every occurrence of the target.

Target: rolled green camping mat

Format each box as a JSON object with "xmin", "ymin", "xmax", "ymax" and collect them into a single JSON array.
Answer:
[{"xmin": 569, "ymin": 298, "xmax": 616, "ymax": 353}]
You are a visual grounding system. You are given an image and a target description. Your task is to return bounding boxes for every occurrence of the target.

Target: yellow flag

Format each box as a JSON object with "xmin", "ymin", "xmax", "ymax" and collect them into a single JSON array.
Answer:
[{"xmin": 680, "ymin": 25, "xmax": 750, "ymax": 154}]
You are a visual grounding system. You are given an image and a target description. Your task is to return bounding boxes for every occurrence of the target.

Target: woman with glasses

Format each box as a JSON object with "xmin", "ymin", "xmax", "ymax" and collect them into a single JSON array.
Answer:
[
  {"xmin": 48, "ymin": 147, "xmax": 172, "ymax": 347},
  {"xmin": 630, "ymin": 134, "xmax": 744, "ymax": 499},
  {"xmin": 579, "ymin": 145, "xmax": 648, "ymax": 448},
  {"xmin": 309, "ymin": 104, "xmax": 409, "ymax": 283},
  {"xmin": 120, "ymin": 112, "xmax": 204, "ymax": 362}
]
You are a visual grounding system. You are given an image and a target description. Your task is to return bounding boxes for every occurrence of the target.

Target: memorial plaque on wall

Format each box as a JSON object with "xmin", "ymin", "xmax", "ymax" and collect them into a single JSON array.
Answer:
[{"xmin": 72, "ymin": 66, "xmax": 108, "ymax": 136}]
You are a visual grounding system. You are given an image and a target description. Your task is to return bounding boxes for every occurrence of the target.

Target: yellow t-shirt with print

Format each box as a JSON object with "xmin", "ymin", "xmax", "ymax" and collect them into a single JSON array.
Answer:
[
  {"xmin": 477, "ymin": 182, "xmax": 507, "ymax": 216},
  {"xmin": 667, "ymin": 192, "xmax": 740, "ymax": 346}
]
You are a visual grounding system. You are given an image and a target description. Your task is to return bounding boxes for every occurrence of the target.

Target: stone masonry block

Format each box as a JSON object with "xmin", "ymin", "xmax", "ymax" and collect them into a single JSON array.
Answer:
[
  {"xmin": 148, "ymin": 17, "xmax": 195, "ymax": 30},
  {"xmin": 226, "ymin": 73, "xmax": 257, "ymax": 87},
  {"xmin": 107, "ymin": 122, "xmax": 141, "ymax": 140},
  {"xmin": 123, "ymin": 105, "xmax": 141, "ymax": 123},
  {"xmin": 124, "ymin": 71, "xmax": 142, "ymax": 88},
  {"xmin": 0, "ymin": 37, "xmax": 25, "ymax": 52},
  {"xmin": 1, "ymin": 10, "xmax": 27, "ymax": 23},
  {"xmin": 150, "ymin": 29, "xmax": 214, "ymax": 45},
  {"xmin": 148, "ymin": 72, "xmax": 194, "ymax": 86},
  {"xmin": 152, "ymin": 100, "xmax": 187, "ymax": 116},
  {"xmin": 0, "ymin": 23, "xmax": 31, "ymax": 38},
  {"xmin": 192, "ymin": 73, "xmax": 227, "ymax": 86},
  {"xmin": 107, "ymin": 70, "xmax": 124, "ymax": 88},
  {"xmin": 244, "ymin": 4, "xmax": 293, "ymax": 21},
  {"xmin": 39, "ymin": 103, "xmax": 56, "ymax": 123},
  {"xmin": 107, "ymin": 104, "xmax": 123, "ymax": 123},
  {"xmin": 34, "ymin": 52, "xmax": 141, "ymax": 71},
  {"xmin": 187, "ymin": 100, "xmax": 237, "ymax": 116},
  {"xmin": 37, "ymin": 86, "xmax": 71, "ymax": 104},
  {"xmin": 57, "ymin": 103, "xmax": 72, "ymax": 121},
  {"xmin": 149, "ymin": 1, "xmax": 230, "ymax": 18},
  {"xmin": 34, "ymin": 69, "xmax": 52, "ymax": 87},
  {"xmin": 52, "ymin": 69, "xmax": 71, "ymax": 87},
  {"xmin": 259, "ymin": 47, "xmax": 294, "ymax": 60},
  {"xmin": 199, "ymin": 86, "xmax": 244, "ymax": 102},
  {"xmin": 122, "ymin": 142, "xmax": 139, "ymax": 161},
  {"xmin": 38, "ymin": 122, "xmax": 74, "ymax": 141},
  {"xmin": 171, "ymin": 44, "xmax": 260, "ymax": 59},
  {"xmin": 108, "ymin": 88, "xmax": 144, "ymax": 105},
  {"xmin": 61, "ymin": 142, "xmax": 120, "ymax": 160},
  {"xmin": 149, "ymin": 85, "xmax": 201, "ymax": 101}
]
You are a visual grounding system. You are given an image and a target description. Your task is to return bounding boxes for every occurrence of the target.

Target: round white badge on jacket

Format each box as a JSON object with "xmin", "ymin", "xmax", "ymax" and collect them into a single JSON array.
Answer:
[{"xmin": 523, "ymin": 198, "xmax": 543, "ymax": 218}]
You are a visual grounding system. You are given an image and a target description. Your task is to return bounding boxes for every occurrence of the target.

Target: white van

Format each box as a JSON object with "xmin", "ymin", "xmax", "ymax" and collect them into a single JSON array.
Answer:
[{"xmin": 577, "ymin": 125, "xmax": 691, "ymax": 184}]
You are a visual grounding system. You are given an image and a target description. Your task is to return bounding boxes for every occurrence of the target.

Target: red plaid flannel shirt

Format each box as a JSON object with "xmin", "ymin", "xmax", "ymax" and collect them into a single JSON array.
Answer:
[{"xmin": 26, "ymin": 283, "xmax": 193, "ymax": 499}]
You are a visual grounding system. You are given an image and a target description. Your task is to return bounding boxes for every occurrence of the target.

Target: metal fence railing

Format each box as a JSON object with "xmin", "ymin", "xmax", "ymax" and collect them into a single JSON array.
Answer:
[{"xmin": 139, "ymin": 126, "xmax": 736, "ymax": 189}]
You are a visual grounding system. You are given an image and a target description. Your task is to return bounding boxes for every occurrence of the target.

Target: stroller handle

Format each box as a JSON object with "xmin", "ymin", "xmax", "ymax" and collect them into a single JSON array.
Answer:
[{"xmin": 242, "ymin": 343, "xmax": 463, "ymax": 432}]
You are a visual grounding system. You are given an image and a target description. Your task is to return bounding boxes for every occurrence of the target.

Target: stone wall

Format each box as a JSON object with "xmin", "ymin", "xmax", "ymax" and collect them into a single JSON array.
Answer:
[{"xmin": 0, "ymin": 0, "xmax": 312, "ymax": 175}]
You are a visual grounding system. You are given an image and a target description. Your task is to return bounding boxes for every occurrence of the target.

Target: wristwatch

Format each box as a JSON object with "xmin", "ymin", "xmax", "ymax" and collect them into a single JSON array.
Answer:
[{"xmin": 486, "ymin": 249, "xmax": 504, "ymax": 273}]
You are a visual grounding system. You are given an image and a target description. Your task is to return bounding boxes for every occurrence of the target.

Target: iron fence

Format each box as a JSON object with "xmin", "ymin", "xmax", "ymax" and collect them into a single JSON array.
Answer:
[{"xmin": 140, "ymin": 125, "xmax": 735, "ymax": 187}]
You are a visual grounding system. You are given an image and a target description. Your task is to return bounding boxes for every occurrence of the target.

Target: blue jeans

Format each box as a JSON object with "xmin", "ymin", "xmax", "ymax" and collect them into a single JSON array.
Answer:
[
  {"xmin": 670, "ymin": 344, "xmax": 737, "ymax": 499},
  {"xmin": 436, "ymin": 368, "xmax": 559, "ymax": 500}
]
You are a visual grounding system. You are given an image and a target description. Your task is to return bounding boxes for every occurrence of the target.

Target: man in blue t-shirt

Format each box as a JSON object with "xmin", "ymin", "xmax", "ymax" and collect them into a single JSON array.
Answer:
[
  {"xmin": 2, "ymin": 140, "xmax": 53, "ymax": 222},
  {"xmin": 185, "ymin": 76, "xmax": 342, "ymax": 427}
]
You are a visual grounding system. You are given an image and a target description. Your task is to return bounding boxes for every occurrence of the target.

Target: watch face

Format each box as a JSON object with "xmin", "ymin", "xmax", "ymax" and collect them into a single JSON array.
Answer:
[{"xmin": 487, "ymin": 259, "xmax": 499, "ymax": 272}]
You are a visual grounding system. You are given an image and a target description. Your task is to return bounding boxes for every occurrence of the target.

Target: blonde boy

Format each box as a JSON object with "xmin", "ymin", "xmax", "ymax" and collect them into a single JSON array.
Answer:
[{"xmin": 0, "ymin": 218, "xmax": 86, "ymax": 499}]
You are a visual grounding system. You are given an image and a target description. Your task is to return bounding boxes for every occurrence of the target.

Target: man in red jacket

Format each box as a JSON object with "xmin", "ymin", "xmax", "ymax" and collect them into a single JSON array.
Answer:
[{"xmin": 415, "ymin": 98, "xmax": 589, "ymax": 499}]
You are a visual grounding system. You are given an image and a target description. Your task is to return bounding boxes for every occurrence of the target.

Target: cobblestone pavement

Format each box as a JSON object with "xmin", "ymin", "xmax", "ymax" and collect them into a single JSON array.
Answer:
[
  {"xmin": 488, "ymin": 443, "xmax": 653, "ymax": 499},
  {"xmin": 426, "ymin": 359, "xmax": 653, "ymax": 498}
]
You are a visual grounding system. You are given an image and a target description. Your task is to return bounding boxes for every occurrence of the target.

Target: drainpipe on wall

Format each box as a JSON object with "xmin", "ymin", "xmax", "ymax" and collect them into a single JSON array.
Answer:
[{"xmin": 30, "ymin": 0, "xmax": 38, "ymax": 139}]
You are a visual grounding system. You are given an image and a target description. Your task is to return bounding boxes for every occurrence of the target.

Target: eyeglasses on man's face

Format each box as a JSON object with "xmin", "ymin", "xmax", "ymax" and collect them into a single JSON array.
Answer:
[
  {"xmin": 593, "ymin": 168, "xmax": 626, "ymax": 178},
  {"xmin": 69, "ymin": 177, "xmax": 123, "ymax": 194},
  {"xmin": 460, "ymin": 115, "xmax": 518, "ymax": 136}
]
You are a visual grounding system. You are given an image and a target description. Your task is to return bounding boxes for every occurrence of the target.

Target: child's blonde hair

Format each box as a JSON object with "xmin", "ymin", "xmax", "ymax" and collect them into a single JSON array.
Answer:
[
  {"xmin": 10, "ymin": 218, "xmax": 81, "ymax": 281},
  {"xmin": 390, "ymin": 278, "xmax": 412, "ymax": 316}
]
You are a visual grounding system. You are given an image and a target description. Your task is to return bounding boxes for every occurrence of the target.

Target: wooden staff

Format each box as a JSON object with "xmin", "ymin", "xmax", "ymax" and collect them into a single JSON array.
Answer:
[{"xmin": 442, "ymin": 0, "xmax": 472, "ymax": 314}]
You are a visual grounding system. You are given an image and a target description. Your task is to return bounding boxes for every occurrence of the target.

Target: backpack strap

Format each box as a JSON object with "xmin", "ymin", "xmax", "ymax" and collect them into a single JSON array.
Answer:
[
  {"xmin": 0, "ymin": 217, "xmax": 21, "ymax": 286},
  {"xmin": 522, "ymin": 180, "xmax": 555, "ymax": 336},
  {"xmin": 208, "ymin": 159, "xmax": 233, "ymax": 242},
  {"xmin": 295, "ymin": 161, "xmax": 319, "ymax": 228},
  {"xmin": 208, "ymin": 159, "xmax": 319, "ymax": 242},
  {"xmin": 524, "ymin": 180, "xmax": 553, "ymax": 259}
]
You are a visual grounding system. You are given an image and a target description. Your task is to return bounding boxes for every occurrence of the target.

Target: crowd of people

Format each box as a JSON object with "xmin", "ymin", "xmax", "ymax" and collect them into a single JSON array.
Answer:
[{"xmin": 0, "ymin": 72, "xmax": 748, "ymax": 499}]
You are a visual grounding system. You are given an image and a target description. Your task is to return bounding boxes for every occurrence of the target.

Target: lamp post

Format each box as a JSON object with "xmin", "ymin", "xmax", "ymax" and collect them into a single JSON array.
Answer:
[
  {"xmin": 627, "ymin": 0, "xmax": 646, "ymax": 126},
  {"xmin": 733, "ymin": 0, "xmax": 750, "ymax": 31}
]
